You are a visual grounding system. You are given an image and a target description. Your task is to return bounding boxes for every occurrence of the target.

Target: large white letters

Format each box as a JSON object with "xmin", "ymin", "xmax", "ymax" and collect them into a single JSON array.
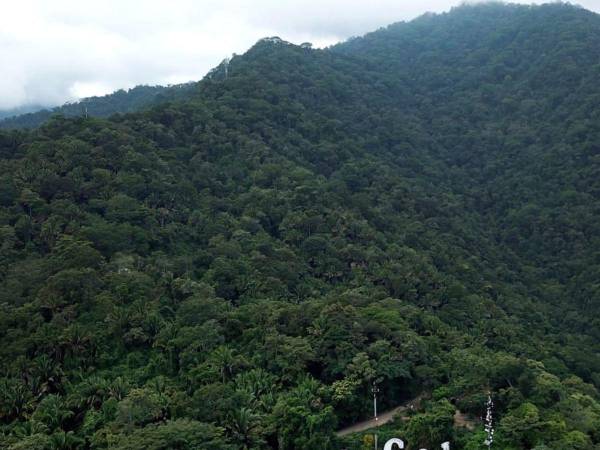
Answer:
[{"xmin": 384, "ymin": 438, "xmax": 450, "ymax": 450}]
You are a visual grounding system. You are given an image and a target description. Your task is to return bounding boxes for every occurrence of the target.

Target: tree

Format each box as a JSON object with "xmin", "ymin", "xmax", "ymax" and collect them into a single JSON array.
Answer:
[
  {"xmin": 107, "ymin": 419, "xmax": 233, "ymax": 450},
  {"xmin": 115, "ymin": 388, "xmax": 167, "ymax": 428},
  {"xmin": 405, "ymin": 400, "xmax": 455, "ymax": 449},
  {"xmin": 499, "ymin": 403, "xmax": 545, "ymax": 448},
  {"xmin": 31, "ymin": 394, "xmax": 73, "ymax": 432},
  {"xmin": 227, "ymin": 407, "xmax": 264, "ymax": 449},
  {"xmin": 271, "ymin": 377, "xmax": 337, "ymax": 450}
]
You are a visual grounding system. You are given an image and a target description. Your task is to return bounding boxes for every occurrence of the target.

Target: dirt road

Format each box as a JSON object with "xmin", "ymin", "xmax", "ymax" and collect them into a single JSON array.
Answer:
[
  {"xmin": 336, "ymin": 397, "xmax": 477, "ymax": 437},
  {"xmin": 336, "ymin": 400, "xmax": 419, "ymax": 436}
]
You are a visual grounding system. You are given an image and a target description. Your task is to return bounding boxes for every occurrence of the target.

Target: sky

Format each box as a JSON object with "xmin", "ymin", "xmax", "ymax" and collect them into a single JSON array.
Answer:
[{"xmin": 1, "ymin": 0, "xmax": 600, "ymax": 110}]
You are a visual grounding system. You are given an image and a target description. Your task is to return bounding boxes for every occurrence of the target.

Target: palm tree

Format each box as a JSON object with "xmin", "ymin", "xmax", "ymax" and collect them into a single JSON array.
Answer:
[
  {"xmin": 48, "ymin": 430, "xmax": 84, "ymax": 450},
  {"xmin": 32, "ymin": 395, "xmax": 73, "ymax": 432},
  {"xmin": 60, "ymin": 324, "xmax": 91, "ymax": 359},
  {"xmin": 108, "ymin": 376, "xmax": 129, "ymax": 401},
  {"xmin": 211, "ymin": 346, "xmax": 236, "ymax": 383},
  {"xmin": 234, "ymin": 368, "xmax": 276, "ymax": 410},
  {"xmin": 32, "ymin": 354, "xmax": 62, "ymax": 396},
  {"xmin": 71, "ymin": 376, "xmax": 109, "ymax": 409},
  {"xmin": 228, "ymin": 407, "xmax": 262, "ymax": 450},
  {"xmin": 0, "ymin": 378, "xmax": 34, "ymax": 422}
]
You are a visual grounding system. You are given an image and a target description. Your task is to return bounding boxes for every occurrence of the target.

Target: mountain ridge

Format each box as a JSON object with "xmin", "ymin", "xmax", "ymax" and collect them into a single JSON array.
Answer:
[
  {"xmin": 0, "ymin": 3, "xmax": 599, "ymax": 449},
  {"xmin": 0, "ymin": 83, "xmax": 197, "ymax": 130}
]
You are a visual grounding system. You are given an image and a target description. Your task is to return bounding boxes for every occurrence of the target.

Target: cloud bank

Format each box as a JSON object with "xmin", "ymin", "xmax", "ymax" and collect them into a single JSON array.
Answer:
[{"xmin": 1, "ymin": 0, "xmax": 599, "ymax": 109}]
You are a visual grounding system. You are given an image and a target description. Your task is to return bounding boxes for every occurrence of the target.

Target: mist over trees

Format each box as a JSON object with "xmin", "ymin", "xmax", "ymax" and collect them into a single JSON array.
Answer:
[{"xmin": 0, "ymin": 84, "xmax": 196, "ymax": 130}]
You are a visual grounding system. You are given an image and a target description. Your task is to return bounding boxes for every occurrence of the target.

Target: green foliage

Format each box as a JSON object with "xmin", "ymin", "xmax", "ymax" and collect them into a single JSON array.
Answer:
[
  {"xmin": 103, "ymin": 419, "xmax": 232, "ymax": 450},
  {"xmin": 271, "ymin": 377, "xmax": 337, "ymax": 450},
  {"xmin": 406, "ymin": 400, "xmax": 455, "ymax": 449},
  {"xmin": 1, "ymin": 3, "xmax": 600, "ymax": 449}
]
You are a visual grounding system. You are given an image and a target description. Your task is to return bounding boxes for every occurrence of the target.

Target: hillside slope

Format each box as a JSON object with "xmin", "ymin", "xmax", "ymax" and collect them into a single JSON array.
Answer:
[
  {"xmin": 0, "ymin": 4, "xmax": 599, "ymax": 450},
  {"xmin": 0, "ymin": 83, "xmax": 197, "ymax": 130}
]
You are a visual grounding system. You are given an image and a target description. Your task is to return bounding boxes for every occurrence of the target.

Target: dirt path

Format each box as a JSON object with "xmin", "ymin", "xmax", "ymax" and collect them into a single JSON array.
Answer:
[
  {"xmin": 336, "ymin": 399, "xmax": 420, "ymax": 437},
  {"xmin": 336, "ymin": 398, "xmax": 478, "ymax": 437}
]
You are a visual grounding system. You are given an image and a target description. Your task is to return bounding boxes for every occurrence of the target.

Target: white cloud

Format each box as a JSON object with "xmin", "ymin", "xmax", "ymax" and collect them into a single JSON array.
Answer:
[{"xmin": 0, "ymin": 0, "xmax": 599, "ymax": 109}]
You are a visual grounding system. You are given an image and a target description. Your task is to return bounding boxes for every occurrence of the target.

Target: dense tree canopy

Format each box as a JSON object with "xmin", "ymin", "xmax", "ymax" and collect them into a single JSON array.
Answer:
[{"xmin": 1, "ymin": 3, "xmax": 600, "ymax": 449}]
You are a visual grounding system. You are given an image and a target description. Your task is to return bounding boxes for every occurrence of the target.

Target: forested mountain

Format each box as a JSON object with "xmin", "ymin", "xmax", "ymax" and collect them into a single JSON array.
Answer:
[
  {"xmin": 0, "ymin": 106, "xmax": 48, "ymax": 122},
  {"xmin": 1, "ymin": 3, "xmax": 600, "ymax": 449},
  {"xmin": 0, "ymin": 84, "xmax": 195, "ymax": 130}
]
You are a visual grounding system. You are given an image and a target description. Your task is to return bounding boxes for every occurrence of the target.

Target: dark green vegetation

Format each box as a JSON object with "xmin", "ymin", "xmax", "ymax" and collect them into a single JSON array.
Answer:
[
  {"xmin": 1, "ymin": 3, "xmax": 600, "ymax": 449},
  {"xmin": 0, "ymin": 84, "xmax": 195, "ymax": 130},
  {"xmin": 0, "ymin": 106, "xmax": 48, "ymax": 122}
]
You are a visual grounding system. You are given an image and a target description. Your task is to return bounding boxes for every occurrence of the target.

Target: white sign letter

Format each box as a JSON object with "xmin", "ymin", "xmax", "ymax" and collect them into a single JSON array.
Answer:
[{"xmin": 384, "ymin": 438, "xmax": 405, "ymax": 450}]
